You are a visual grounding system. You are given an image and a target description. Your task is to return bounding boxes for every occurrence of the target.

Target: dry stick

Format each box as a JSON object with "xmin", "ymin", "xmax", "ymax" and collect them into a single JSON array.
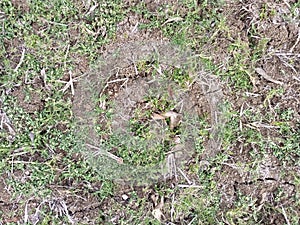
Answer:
[
  {"xmin": 281, "ymin": 206, "xmax": 291, "ymax": 225},
  {"xmin": 293, "ymin": 76, "xmax": 300, "ymax": 82},
  {"xmin": 188, "ymin": 216, "xmax": 197, "ymax": 225},
  {"xmin": 170, "ymin": 194, "xmax": 175, "ymax": 222},
  {"xmin": 24, "ymin": 200, "xmax": 29, "ymax": 224},
  {"xmin": 245, "ymin": 92, "xmax": 261, "ymax": 97},
  {"xmin": 162, "ymin": 17, "xmax": 183, "ymax": 26},
  {"xmin": 131, "ymin": 22, "xmax": 139, "ymax": 33},
  {"xmin": 86, "ymin": 3, "xmax": 98, "ymax": 16},
  {"xmin": 69, "ymin": 71, "xmax": 75, "ymax": 95},
  {"xmin": 41, "ymin": 68, "xmax": 47, "ymax": 86},
  {"xmin": 8, "ymin": 161, "xmax": 38, "ymax": 164},
  {"xmin": 128, "ymin": 58, "xmax": 138, "ymax": 76},
  {"xmin": 59, "ymin": 71, "xmax": 75, "ymax": 95},
  {"xmin": 14, "ymin": 48, "xmax": 25, "ymax": 72},
  {"xmin": 85, "ymin": 143, "xmax": 123, "ymax": 164},
  {"xmin": 107, "ymin": 77, "xmax": 129, "ymax": 84},
  {"xmin": 255, "ymin": 68, "xmax": 284, "ymax": 86},
  {"xmin": 64, "ymin": 44, "xmax": 70, "ymax": 69},
  {"xmin": 274, "ymin": 52, "xmax": 300, "ymax": 57},
  {"xmin": 247, "ymin": 122, "xmax": 280, "ymax": 129},
  {"xmin": 177, "ymin": 184, "xmax": 202, "ymax": 188},
  {"xmin": 60, "ymin": 200, "xmax": 75, "ymax": 224},
  {"xmin": 177, "ymin": 167, "xmax": 192, "ymax": 185},
  {"xmin": 239, "ymin": 102, "xmax": 245, "ymax": 132}
]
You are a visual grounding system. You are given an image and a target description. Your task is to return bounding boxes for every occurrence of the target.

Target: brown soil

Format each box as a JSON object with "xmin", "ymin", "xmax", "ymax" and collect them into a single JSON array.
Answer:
[
  {"xmin": 11, "ymin": 77, "xmax": 45, "ymax": 114},
  {"xmin": 11, "ymin": 0, "xmax": 29, "ymax": 13},
  {"xmin": 2, "ymin": 38, "xmax": 24, "ymax": 71},
  {"xmin": 0, "ymin": 175, "xmax": 21, "ymax": 224}
]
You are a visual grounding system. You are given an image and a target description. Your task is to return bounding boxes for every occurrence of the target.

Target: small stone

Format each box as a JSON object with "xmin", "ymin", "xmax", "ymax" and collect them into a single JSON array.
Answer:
[{"xmin": 122, "ymin": 194, "xmax": 129, "ymax": 201}]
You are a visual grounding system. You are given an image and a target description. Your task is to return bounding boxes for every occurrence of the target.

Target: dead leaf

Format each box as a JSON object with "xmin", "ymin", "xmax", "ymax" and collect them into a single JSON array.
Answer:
[
  {"xmin": 152, "ymin": 208, "xmax": 163, "ymax": 221},
  {"xmin": 150, "ymin": 193, "xmax": 159, "ymax": 206},
  {"xmin": 162, "ymin": 111, "xmax": 182, "ymax": 130},
  {"xmin": 152, "ymin": 196, "xmax": 165, "ymax": 221}
]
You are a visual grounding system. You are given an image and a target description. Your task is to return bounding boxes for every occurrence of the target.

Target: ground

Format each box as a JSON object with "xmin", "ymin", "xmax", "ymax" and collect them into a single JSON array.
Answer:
[{"xmin": 0, "ymin": 0, "xmax": 300, "ymax": 224}]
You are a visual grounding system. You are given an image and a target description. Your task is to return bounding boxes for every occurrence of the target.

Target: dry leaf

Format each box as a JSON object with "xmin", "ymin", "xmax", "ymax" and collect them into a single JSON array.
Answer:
[
  {"xmin": 150, "ymin": 194, "xmax": 159, "ymax": 206},
  {"xmin": 152, "ymin": 196, "xmax": 164, "ymax": 221},
  {"xmin": 152, "ymin": 208, "xmax": 163, "ymax": 221},
  {"xmin": 163, "ymin": 111, "xmax": 182, "ymax": 130}
]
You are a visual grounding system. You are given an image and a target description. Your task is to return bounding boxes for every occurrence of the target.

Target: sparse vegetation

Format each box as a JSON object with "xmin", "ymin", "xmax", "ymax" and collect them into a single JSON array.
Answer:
[{"xmin": 1, "ymin": 0, "xmax": 300, "ymax": 224}]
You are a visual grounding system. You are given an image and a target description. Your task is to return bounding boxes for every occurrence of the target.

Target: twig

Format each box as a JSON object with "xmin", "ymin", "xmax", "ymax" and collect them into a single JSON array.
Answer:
[
  {"xmin": 86, "ymin": 3, "xmax": 99, "ymax": 16},
  {"xmin": 152, "ymin": 65, "xmax": 163, "ymax": 75},
  {"xmin": 239, "ymin": 102, "xmax": 244, "ymax": 132},
  {"xmin": 293, "ymin": 76, "xmax": 300, "ymax": 82},
  {"xmin": 162, "ymin": 17, "xmax": 183, "ymax": 26},
  {"xmin": 98, "ymin": 68, "xmax": 119, "ymax": 97},
  {"xmin": 58, "ymin": 71, "xmax": 75, "ymax": 95},
  {"xmin": 281, "ymin": 206, "xmax": 291, "ymax": 225},
  {"xmin": 245, "ymin": 92, "xmax": 261, "ymax": 97},
  {"xmin": 9, "ymin": 161, "xmax": 38, "ymax": 165},
  {"xmin": 60, "ymin": 200, "xmax": 75, "ymax": 224},
  {"xmin": 255, "ymin": 68, "xmax": 284, "ymax": 86},
  {"xmin": 107, "ymin": 77, "xmax": 129, "ymax": 84},
  {"xmin": 177, "ymin": 184, "xmax": 202, "ymax": 188},
  {"xmin": 177, "ymin": 167, "xmax": 192, "ymax": 185},
  {"xmin": 14, "ymin": 48, "xmax": 25, "ymax": 72},
  {"xmin": 221, "ymin": 162, "xmax": 240, "ymax": 170},
  {"xmin": 170, "ymin": 194, "xmax": 175, "ymax": 222},
  {"xmin": 131, "ymin": 22, "xmax": 139, "ymax": 33},
  {"xmin": 188, "ymin": 215, "xmax": 197, "ymax": 225},
  {"xmin": 274, "ymin": 52, "xmax": 300, "ymax": 57},
  {"xmin": 69, "ymin": 71, "xmax": 75, "ymax": 95},
  {"xmin": 247, "ymin": 122, "xmax": 280, "ymax": 129},
  {"xmin": 24, "ymin": 200, "xmax": 29, "ymax": 224},
  {"xmin": 283, "ymin": 0, "xmax": 291, "ymax": 9},
  {"xmin": 85, "ymin": 143, "xmax": 123, "ymax": 164},
  {"xmin": 64, "ymin": 44, "xmax": 70, "ymax": 69}
]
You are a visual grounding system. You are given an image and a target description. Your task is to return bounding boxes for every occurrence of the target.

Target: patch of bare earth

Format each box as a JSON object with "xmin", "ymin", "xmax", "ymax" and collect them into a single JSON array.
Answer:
[
  {"xmin": 10, "ymin": 0, "xmax": 29, "ymax": 13},
  {"xmin": 0, "ymin": 175, "xmax": 21, "ymax": 224}
]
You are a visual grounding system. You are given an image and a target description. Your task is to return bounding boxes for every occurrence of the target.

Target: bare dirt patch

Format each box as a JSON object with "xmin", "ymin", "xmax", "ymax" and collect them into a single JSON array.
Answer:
[
  {"xmin": 2, "ymin": 38, "xmax": 24, "ymax": 71},
  {"xmin": 11, "ymin": 78, "xmax": 45, "ymax": 114},
  {"xmin": 0, "ymin": 175, "xmax": 21, "ymax": 224},
  {"xmin": 11, "ymin": 0, "xmax": 29, "ymax": 13}
]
